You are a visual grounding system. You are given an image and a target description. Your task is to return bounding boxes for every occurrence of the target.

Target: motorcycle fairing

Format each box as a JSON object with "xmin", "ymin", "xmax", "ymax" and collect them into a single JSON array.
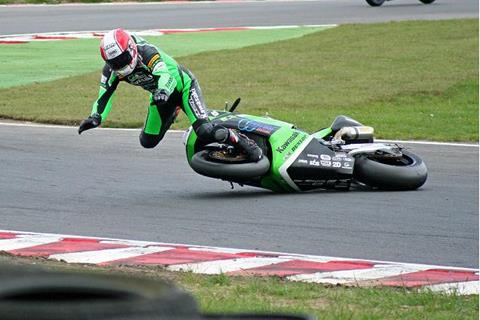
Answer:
[
  {"xmin": 209, "ymin": 112, "xmax": 286, "ymax": 137},
  {"xmin": 280, "ymin": 138, "xmax": 355, "ymax": 191}
]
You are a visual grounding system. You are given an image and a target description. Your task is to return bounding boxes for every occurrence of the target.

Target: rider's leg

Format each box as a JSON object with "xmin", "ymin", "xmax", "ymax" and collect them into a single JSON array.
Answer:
[
  {"xmin": 179, "ymin": 69, "xmax": 209, "ymax": 125},
  {"xmin": 180, "ymin": 68, "xmax": 262, "ymax": 161},
  {"xmin": 139, "ymin": 97, "xmax": 178, "ymax": 149}
]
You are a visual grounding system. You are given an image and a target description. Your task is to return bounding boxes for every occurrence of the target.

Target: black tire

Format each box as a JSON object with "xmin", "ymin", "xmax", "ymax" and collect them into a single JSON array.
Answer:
[
  {"xmin": 366, "ymin": 0, "xmax": 386, "ymax": 6},
  {"xmin": 0, "ymin": 265, "xmax": 199, "ymax": 320},
  {"xmin": 419, "ymin": 0, "xmax": 435, "ymax": 3},
  {"xmin": 190, "ymin": 150, "xmax": 270, "ymax": 180},
  {"xmin": 353, "ymin": 150, "xmax": 428, "ymax": 190}
]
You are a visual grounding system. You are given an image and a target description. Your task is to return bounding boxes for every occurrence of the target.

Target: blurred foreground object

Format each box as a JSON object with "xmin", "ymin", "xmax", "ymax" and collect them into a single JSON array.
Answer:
[{"xmin": 0, "ymin": 262, "xmax": 313, "ymax": 320}]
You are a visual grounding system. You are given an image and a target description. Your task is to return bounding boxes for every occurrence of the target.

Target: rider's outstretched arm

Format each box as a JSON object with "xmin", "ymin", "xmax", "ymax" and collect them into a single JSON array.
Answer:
[
  {"xmin": 150, "ymin": 56, "xmax": 178, "ymax": 100},
  {"xmin": 79, "ymin": 66, "xmax": 119, "ymax": 134}
]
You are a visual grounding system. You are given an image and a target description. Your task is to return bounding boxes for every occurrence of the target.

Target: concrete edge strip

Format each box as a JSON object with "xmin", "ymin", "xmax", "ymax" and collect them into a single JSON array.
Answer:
[
  {"xmin": 0, "ymin": 230, "xmax": 478, "ymax": 295},
  {"xmin": 0, "ymin": 121, "xmax": 477, "ymax": 147},
  {"xmin": 0, "ymin": 24, "xmax": 337, "ymax": 44}
]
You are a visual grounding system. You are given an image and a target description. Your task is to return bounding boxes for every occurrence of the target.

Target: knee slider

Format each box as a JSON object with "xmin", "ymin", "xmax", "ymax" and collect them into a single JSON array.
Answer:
[
  {"xmin": 193, "ymin": 119, "xmax": 217, "ymax": 142},
  {"xmin": 139, "ymin": 132, "xmax": 163, "ymax": 149}
]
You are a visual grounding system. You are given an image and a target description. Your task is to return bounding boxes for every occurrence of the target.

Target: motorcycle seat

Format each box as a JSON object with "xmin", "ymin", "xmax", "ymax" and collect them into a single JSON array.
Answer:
[{"xmin": 331, "ymin": 115, "xmax": 363, "ymax": 133}]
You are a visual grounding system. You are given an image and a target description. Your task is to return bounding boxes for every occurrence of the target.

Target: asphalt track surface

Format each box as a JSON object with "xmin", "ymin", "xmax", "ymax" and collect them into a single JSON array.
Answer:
[
  {"xmin": 0, "ymin": 0, "xmax": 478, "ymax": 269},
  {"xmin": 0, "ymin": 0, "xmax": 478, "ymax": 35},
  {"xmin": 0, "ymin": 124, "xmax": 478, "ymax": 268}
]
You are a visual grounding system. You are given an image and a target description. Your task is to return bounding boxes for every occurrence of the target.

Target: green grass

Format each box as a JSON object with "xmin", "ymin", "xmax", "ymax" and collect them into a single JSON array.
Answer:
[
  {"xmin": 183, "ymin": 274, "xmax": 478, "ymax": 320},
  {"xmin": 1, "ymin": 254, "xmax": 478, "ymax": 320},
  {"xmin": 0, "ymin": 28, "xmax": 326, "ymax": 88},
  {"xmin": 0, "ymin": 19, "xmax": 477, "ymax": 141}
]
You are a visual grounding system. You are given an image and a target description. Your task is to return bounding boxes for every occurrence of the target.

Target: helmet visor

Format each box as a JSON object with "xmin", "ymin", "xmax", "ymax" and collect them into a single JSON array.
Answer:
[{"xmin": 106, "ymin": 50, "xmax": 132, "ymax": 70}]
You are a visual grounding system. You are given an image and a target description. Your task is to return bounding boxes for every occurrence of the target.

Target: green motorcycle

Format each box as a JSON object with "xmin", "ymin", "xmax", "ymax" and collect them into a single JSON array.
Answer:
[{"xmin": 184, "ymin": 100, "xmax": 427, "ymax": 192}]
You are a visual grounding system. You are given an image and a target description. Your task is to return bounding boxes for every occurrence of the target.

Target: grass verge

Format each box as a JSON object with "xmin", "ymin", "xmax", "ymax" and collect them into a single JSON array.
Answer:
[
  {"xmin": 0, "ymin": 19, "xmax": 477, "ymax": 141},
  {"xmin": 0, "ymin": 28, "xmax": 325, "ymax": 88},
  {"xmin": 1, "ymin": 253, "xmax": 478, "ymax": 320}
]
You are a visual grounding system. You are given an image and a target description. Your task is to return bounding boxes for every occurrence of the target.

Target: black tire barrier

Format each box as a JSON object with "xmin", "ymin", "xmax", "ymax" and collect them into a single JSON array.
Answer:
[
  {"xmin": 0, "ymin": 263, "xmax": 200, "ymax": 320},
  {"xmin": 0, "ymin": 262, "xmax": 315, "ymax": 320},
  {"xmin": 353, "ymin": 150, "xmax": 428, "ymax": 190}
]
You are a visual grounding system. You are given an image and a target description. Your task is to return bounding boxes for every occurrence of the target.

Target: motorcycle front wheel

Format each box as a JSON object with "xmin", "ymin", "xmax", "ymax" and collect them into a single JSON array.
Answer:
[
  {"xmin": 353, "ymin": 150, "xmax": 427, "ymax": 190},
  {"xmin": 190, "ymin": 148, "xmax": 270, "ymax": 180},
  {"xmin": 366, "ymin": 0, "xmax": 386, "ymax": 6}
]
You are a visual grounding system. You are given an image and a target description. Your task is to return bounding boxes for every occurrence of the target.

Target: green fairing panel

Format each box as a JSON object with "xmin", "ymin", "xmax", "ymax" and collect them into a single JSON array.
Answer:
[
  {"xmin": 260, "ymin": 126, "xmax": 309, "ymax": 192},
  {"xmin": 185, "ymin": 110, "xmax": 311, "ymax": 192},
  {"xmin": 312, "ymin": 127, "xmax": 333, "ymax": 139},
  {"xmin": 237, "ymin": 114, "xmax": 295, "ymax": 128}
]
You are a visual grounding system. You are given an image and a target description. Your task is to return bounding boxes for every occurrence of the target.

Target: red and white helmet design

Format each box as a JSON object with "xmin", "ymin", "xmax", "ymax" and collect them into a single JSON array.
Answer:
[{"xmin": 100, "ymin": 28, "xmax": 138, "ymax": 77}]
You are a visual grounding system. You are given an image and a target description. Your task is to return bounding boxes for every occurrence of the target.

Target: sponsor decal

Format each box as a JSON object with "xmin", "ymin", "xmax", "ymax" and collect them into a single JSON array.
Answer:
[
  {"xmin": 105, "ymin": 42, "xmax": 116, "ymax": 50},
  {"xmin": 188, "ymin": 87, "xmax": 207, "ymax": 119},
  {"xmin": 309, "ymin": 159, "xmax": 320, "ymax": 167},
  {"xmin": 332, "ymin": 162, "xmax": 342, "ymax": 168},
  {"xmin": 237, "ymin": 119, "xmax": 278, "ymax": 135},
  {"xmin": 107, "ymin": 48, "xmax": 119, "ymax": 58},
  {"xmin": 298, "ymin": 159, "xmax": 308, "ymax": 164},
  {"xmin": 307, "ymin": 154, "xmax": 319, "ymax": 159},
  {"xmin": 276, "ymin": 132, "xmax": 300, "ymax": 153},
  {"xmin": 342, "ymin": 162, "xmax": 352, "ymax": 169},
  {"xmin": 320, "ymin": 154, "xmax": 331, "ymax": 161},
  {"xmin": 165, "ymin": 76, "xmax": 175, "ymax": 91},
  {"xmin": 332, "ymin": 154, "xmax": 347, "ymax": 161},
  {"xmin": 210, "ymin": 111, "xmax": 220, "ymax": 117},
  {"xmin": 152, "ymin": 61, "xmax": 166, "ymax": 73},
  {"xmin": 344, "ymin": 157, "xmax": 353, "ymax": 162},
  {"xmin": 127, "ymin": 72, "xmax": 154, "ymax": 86},
  {"xmin": 320, "ymin": 160, "xmax": 331, "ymax": 167},
  {"xmin": 291, "ymin": 135, "xmax": 307, "ymax": 152},
  {"xmin": 147, "ymin": 54, "xmax": 160, "ymax": 68}
]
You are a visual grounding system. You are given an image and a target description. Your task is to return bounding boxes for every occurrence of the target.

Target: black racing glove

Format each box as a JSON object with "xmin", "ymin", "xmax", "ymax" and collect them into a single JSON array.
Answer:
[
  {"xmin": 153, "ymin": 89, "xmax": 170, "ymax": 106},
  {"xmin": 78, "ymin": 113, "xmax": 101, "ymax": 135}
]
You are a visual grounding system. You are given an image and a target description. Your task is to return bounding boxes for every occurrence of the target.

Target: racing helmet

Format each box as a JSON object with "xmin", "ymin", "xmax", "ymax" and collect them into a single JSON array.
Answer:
[{"xmin": 100, "ymin": 28, "xmax": 138, "ymax": 77}]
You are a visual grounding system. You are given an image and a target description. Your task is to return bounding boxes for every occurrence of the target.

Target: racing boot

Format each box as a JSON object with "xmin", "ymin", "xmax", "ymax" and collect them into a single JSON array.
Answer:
[
  {"xmin": 213, "ymin": 128, "xmax": 263, "ymax": 162},
  {"xmin": 228, "ymin": 129, "xmax": 263, "ymax": 162}
]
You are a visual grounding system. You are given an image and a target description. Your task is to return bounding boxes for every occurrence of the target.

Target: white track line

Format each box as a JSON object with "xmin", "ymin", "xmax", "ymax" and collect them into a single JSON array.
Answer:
[
  {"xmin": 288, "ymin": 264, "xmax": 430, "ymax": 285},
  {"xmin": 0, "ymin": 24, "xmax": 336, "ymax": 40},
  {"xmin": 376, "ymin": 139, "xmax": 478, "ymax": 148},
  {"xmin": 0, "ymin": 121, "xmax": 476, "ymax": 147},
  {"xmin": 50, "ymin": 246, "xmax": 174, "ymax": 264},
  {"xmin": 0, "ymin": 234, "xmax": 62, "ymax": 251}
]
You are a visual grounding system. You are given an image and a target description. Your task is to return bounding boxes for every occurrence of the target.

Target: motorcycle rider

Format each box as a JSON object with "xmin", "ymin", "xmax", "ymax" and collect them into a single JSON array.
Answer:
[{"xmin": 78, "ymin": 28, "xmax": 262, "ymax": 161}]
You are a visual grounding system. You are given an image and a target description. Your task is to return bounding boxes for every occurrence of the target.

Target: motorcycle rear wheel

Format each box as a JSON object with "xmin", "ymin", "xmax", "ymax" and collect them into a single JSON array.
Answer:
[
  {"xmin": 353, "ymin": 150, "xmax": 427, "ymax": 190},
  {"xmin": 366, "ymin": 0, "xmax": 386, "ymax": 6},
  {"xmin": 190, "ymin": 149, "xmax": 270, "ymax": 180},
  {"xmin": 419, "ymin": 0, "xmax": 435, "ymax": 3}
]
